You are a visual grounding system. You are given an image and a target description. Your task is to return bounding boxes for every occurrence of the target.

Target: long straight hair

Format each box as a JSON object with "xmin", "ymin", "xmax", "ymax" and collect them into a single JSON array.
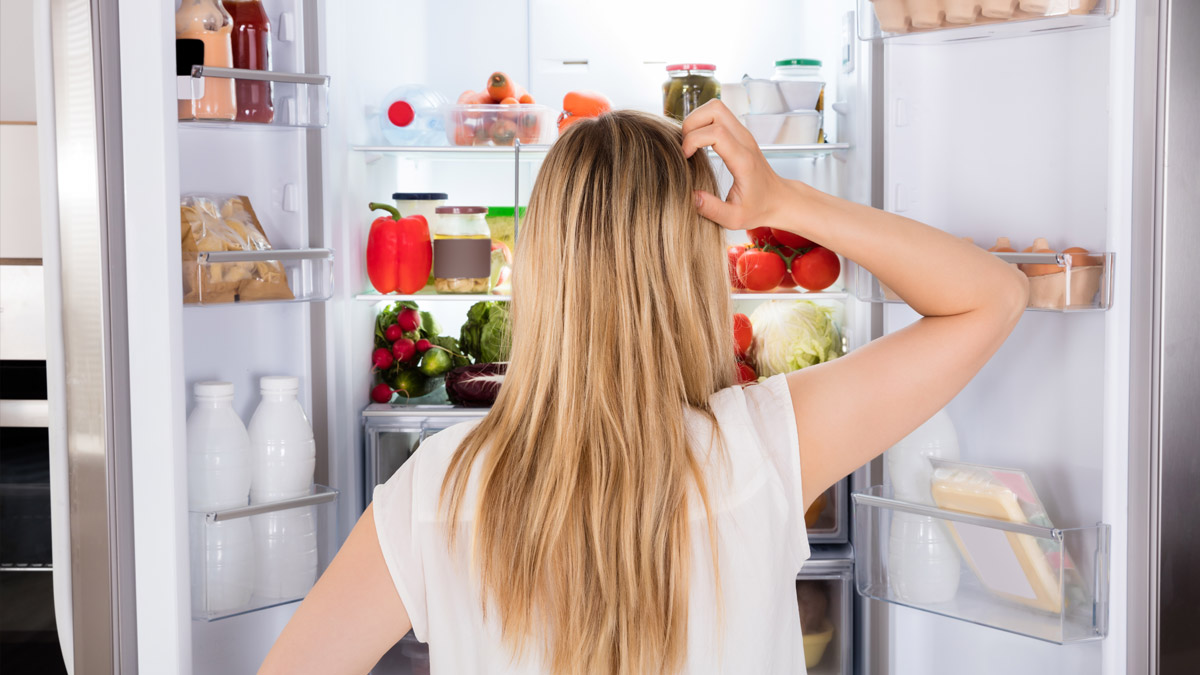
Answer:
[{"xmin": 440, "ymin": 110, "xmax": 737, "ymax": 675}]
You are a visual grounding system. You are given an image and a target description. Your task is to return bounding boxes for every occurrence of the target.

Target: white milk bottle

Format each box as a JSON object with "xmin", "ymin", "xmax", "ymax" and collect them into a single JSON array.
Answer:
[
  {"xmin": 248, "ymin": 376, "xmax": 318, "ymax": 599},
  {"xmin": 186, "ymin": 381, "xmax": 253, "ymax": 612},
  {"xmin": 885, "ymin": 409, "xmax": 962, "ymax": 603}
]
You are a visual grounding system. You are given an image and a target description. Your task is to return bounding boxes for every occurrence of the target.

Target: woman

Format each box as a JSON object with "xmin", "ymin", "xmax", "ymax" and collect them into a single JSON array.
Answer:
[{"xmin": 260, "ymin": 103, "xmax": 1028, "ymax": 674}]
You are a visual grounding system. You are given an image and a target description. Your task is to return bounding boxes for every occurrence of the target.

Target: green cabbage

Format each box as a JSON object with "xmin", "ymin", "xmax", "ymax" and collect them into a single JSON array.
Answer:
[
  {"xmin": 461, "ymin": 301, "xmax": 512, "ymax": 363},
  {"xmin": 749, "ymin": 300, "xmax": 843, "ymax": 377}
]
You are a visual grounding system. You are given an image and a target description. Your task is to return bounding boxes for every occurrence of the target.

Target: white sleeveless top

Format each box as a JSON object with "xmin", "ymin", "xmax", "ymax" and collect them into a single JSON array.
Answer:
[{"xmin": 373, "ymin": 374, "xmax": 811, "ymax": 673}]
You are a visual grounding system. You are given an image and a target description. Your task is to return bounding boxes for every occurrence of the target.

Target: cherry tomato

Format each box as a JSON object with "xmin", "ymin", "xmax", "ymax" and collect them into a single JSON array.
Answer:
[
  {"xmin": 727, "ymin": 245, "xmax": 747, "ymax": 289},
  {"xmin": 733, "ymin": 313, "xmax": 753, "ymax": 358},
  {"xmin": 771, "ymin": 228, "xmax": 814, "ymax": 249},
  {"xmin": 736, "ymin": 362, "xmax": 757, "ymax": 385},
  {"xmin": 737, "ymin": 250, "xmax": 787, "ymax": 291},
  {"xmin": 747, "ymin": 227, "xmax": 779, "ymax": 248},
  {"xmin": 791, "ymin": 247, "xmax": 841, "ymax": 291}
]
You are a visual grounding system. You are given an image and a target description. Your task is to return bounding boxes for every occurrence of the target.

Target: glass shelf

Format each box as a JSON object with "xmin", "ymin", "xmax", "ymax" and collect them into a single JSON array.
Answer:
[
  {"xmin": 190, "ymin": 485, "xmax": 338, "ymax": 622},
  {"xmin": 185, "ymin": 248, "xmax": 334, "ymax": 307},
  {"xmin": 356, "ymin": 289, "xmax": 849, "ymax": 303},
  {"xmin": 852, "ymin": 251, "xmax": 1113, "ymax": 312},
  {"xmin": 179, "ymin": 66, "xmax": 330, "ymax": 128},
  {"xmin": 853, "ymin": 486, "xmax": 1109, "ymax": 644},
  {"xmin": 859, "ymin": 0, "xmax": 1114, "ymax": 42},
  {"xmin": 352, "ymin": 143, "xmax": 850, "ymax": 162}
]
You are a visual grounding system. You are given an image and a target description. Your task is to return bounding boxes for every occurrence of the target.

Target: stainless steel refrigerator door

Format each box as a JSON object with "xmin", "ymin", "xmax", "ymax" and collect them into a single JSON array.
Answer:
[{"xmin": 41, "ymin": 0, "xmax": 138, "ymax": 671}]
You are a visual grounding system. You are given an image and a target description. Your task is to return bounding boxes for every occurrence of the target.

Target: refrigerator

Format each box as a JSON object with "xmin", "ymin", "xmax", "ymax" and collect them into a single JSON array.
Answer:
[{"xmin": 30, "ymin": 0, "xmax": 1196, "ymax": 672}]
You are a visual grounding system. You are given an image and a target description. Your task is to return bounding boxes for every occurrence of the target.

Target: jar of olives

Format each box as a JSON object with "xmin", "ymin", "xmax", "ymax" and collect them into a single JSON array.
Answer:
[
  {"xmin": 432, "ymin": 206, "xmax": 492, "ymax": 294},
  {"xmin": 662, "ymin": 64, "xmax": 720, "ymax": 122}
]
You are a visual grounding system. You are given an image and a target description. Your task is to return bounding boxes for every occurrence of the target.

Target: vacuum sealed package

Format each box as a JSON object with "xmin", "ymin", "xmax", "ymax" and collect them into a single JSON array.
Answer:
[{"xmin": 180, "ymin": 194, "xmax": 294, "ymax": 304}]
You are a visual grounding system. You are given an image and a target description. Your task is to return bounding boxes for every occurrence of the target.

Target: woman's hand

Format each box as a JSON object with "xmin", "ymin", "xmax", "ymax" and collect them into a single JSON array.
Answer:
[{"xmin": 681, "ymin": 100, "xmax": 792, "ymax": 232}]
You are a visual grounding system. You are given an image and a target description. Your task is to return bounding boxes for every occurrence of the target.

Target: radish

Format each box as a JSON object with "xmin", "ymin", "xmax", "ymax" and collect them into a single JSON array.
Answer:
[
  {"xmin": 372, "ymin": 347, "xmax": 394, "ymax": 370},
  {"xmin": 384, "ymin": 323, "xmax": 403, "ymax": 342},
  {"xmin": 392, "ymin": 338, "xmax": 416, "ymax": 363},
  {"xmin": 416, "ymin": 338, "xmax": 432, "ymax": 353},
  {"xmin": 370, "ymin": 383, "xmax": 394, "ymax": 403},
  {"xmin": 398, "ymin": 307, "xmax": 421, "ymax": 332}
]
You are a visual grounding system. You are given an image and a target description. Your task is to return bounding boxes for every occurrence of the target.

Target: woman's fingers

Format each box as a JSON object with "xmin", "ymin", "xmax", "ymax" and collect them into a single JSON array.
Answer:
[
  {"xmin": 682, "ymin": 125, "xmax": 753, "ymax": 175},
  {"xmin": 695, "ymin": 190, "xmax": 744, "ymax": 230}
]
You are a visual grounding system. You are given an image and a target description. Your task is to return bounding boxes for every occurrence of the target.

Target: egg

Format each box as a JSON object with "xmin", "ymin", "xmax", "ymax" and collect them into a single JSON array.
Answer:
[
  {"xmin": 1062, "ymin": 246, "xmax": 1100, "ymax": 268},
  {"xmin": 1019, "ymin": 237, "xmax": 1060, "ymax": 277},
  {"xmin": 988, "ymin": 237, "xmax": 1016, "ymax": 253}
]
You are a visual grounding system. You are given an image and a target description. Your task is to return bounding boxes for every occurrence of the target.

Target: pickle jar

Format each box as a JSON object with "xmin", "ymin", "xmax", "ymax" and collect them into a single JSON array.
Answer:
[
  {"xmin": 432, "ymin": 206, "xmax": 492, "ymax": 294},
  {"xmin": 663, "ymin": 64, "xmax": 720, "ymax": 121}
]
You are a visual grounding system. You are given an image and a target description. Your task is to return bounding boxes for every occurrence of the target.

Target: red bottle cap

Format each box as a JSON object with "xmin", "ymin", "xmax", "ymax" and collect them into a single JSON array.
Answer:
[{"xmin": 387, "ymin": 100, "xmax": 415, "ymax": 127}]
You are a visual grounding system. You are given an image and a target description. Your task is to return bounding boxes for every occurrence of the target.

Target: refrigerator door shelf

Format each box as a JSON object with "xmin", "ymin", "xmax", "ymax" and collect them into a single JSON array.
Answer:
[
  {"xmin": 350, "ymin": 143, "xmax": 851, "ymax": 162},
  {"xmin": 185, "ymin": 248, "xmax": 334, "ymax": 307},
  {"xmin": 179, "ymin": 66, "xmax": 331, "ymax": 129},
  {"xmin": 189, "ymin": 485, "xmax": 338, "ymax": 622},
  {"xmin": 852, "ymin": 486, "xmax": 1109, "ymax": 645},
  {"xmin": 851, "ymin": 251, "xmax": 1114, "ymax": 312},
  {"xmin": 858, "ymin": 0, "xmax": 1114, "ymax": 42}
]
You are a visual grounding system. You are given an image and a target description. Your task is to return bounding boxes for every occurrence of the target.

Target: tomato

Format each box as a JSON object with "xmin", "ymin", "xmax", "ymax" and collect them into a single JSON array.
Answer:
[
  {"xmin": 733, "ymin": 313, "xmax": 753, "ymax": 357},
  {"xmin": 747, "ymin": 227, "xmax": 778, "ymax": 248},
  {"xmin": 736, "ymin": 362, "xmax": 757, "ymax": 385},
  {"xmin": 727, "ymin": 245, "xmax": 747, "ymax": 289},
  {"xmin": 791, "ymin": 246, "xmax": 841, "ymax": 291},
  {"xmin": 737, "ymin": 250, "xmax": 787, "ymax": 291},
  {"xmin": 771, "ymin": 228, "xmax": 814, "ymax": 249}
]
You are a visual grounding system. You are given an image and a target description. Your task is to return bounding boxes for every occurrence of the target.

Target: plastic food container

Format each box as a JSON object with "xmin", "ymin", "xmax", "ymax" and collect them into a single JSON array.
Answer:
[
  {"xmin": 770, "ymin": 59, "xmax": 825, "ymax": 112},
  {"xmin": 432, "ymin": 206, "xmax": 491, "ymax": 293},
  {"xmin": 741, "ymin": 111, "xmax": 821, "ymax": 145},
  {"xmin": 744, "ymin": 78, "xmax": 787, "ymax": 114},
  {"xmin": 392, "ymin": 192, "xmax": 447, "ymax": 222},
  {"xmin": 720, "ymin": 81, "xmax": 749, "ymax": 118},
  {"xmin": 663, "ymin": 63, "xmax": 720, "ymax": 121},
  {"xmin": 444, "ymin": 104, "xmax": 557, "ymax": 146}
]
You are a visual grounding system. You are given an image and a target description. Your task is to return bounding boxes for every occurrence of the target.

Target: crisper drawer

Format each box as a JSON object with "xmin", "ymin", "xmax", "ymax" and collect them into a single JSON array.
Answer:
[
  {"xmin": 362, "ymin": 406, "xmax": 487, "ymax": 508},
  {"xmin": 806, "ymin": 478, "xmax": 849, "ymax": 544},
  {"xmin": 798, "ymin": 553, "xmax": 854, "ymax": 675}
]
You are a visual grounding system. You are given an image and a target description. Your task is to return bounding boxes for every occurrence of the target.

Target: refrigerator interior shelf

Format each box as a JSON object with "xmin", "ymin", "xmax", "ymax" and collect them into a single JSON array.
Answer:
[
  {"xmin": 357, "ymin": 289, "xmax": 850, "ymax": 303},
  {"xmin": 180, "ymin": 66, "xmax": 330, "ymax": 128},
  {"xmin": 859, "ymin": 0, "xmax": 1114, "ymax": 42},
  {"xmin": 853, "ymin": 487, "xmax": 1109, "ymax": 645},
  {"xmin": 351, "ymin": 143, "xmax": 850, "ymax": 162},
  {"xmin": 853, "ymin": 251, "xmax": 1113, "ymax": 312},
  {"xmin": 190, "ymin": 485, "xmax": 339, "ymax": 622},
  {"xmin": 184, "ymin": 248, "xmax": 334, "ymax": 307}
]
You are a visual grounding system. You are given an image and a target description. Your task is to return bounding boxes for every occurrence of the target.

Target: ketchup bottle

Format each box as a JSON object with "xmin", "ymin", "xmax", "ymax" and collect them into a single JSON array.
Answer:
[{"xmin": 223, "ymin": 0, "xmax": 274, "ymax": 123}]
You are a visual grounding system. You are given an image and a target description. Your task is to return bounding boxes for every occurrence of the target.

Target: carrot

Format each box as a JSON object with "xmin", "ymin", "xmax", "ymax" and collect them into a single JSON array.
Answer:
[
  {"xmin": 487, "ymin": 72, "xmax": 518, "ymax": 102},
  {"xmin": 456, "ymin": 90, "xmax": 476, "ymax": 104},
  {"xmin": 500, "ymin": 96, "xmax": 518, "ymax": 105},
  {"xmin": 518, "ymin": 92, "xmax": 535, "ymax": 104},
  {"xmin": 467, "ymin": 91, "xmax": 494, "ymax": 105}
]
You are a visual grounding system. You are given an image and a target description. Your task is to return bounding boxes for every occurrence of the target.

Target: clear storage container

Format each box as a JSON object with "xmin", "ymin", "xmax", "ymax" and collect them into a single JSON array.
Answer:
[
  {"xmin": 393, "ymin": 192, "xmax": 448, "ymax": 222},
  {"xmin": 432, "ymin": 207, "xmax": 492, "ymax": 294},
  {"xmin": 444, "ymin": 104, "xmax": 558, "ymax": 146},
  {"xmin": 663, "ymin": 64, "xmax": 720, "ymax": 121}
]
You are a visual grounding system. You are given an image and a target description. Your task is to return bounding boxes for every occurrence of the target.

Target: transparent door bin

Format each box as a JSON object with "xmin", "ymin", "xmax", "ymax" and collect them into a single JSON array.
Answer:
[
  {"xmin": 184, "ymin": 248, "xmax": 334, "ymax": 306},
  {"xmin": 859, "ymin": 0, "xmax": 1114, "ymax": 41},
  {"xmin": 852, "ymin": 251, "xmax": 1113, "ymax": 312},
  {"xmin": 807, "ymin": 478, "xmax": 849, "ymax": 544},
  {"xmin": 179, "ymin": 66, "xmax": 330, "ymax": 128},
  {"xmin": 797, "ymin": 557, "xmax": 853, "ymax": 675},
  {"xmin": 190, "ymin": 484, "xmax": 338, "ymax": 621},
  {"xmin": 852, "ymin": 487, "xmax": 1109, "ymax": 644}
]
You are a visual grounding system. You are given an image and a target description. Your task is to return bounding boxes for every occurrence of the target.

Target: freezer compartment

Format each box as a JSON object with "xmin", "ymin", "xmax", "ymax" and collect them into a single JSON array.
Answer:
[
  {"xmin": 852, "ymin": 251, "xmax": 1113, "ymax": 312},
  {"xmin": 852, "ymin": 486, "xmax": 1109, "ymax": 644},
  {"xmin": 184, "ymin": 248, "xmax": 334, "ymax": 306},
  {"xmin": 179, "ymin": 66, "xmax": 330, "ymax": 128},
  {"xmin": 859, "ymin": 0, "xmax": 1113, "ymax": 39},
  {"xmin": 797, "ymin": 556, "xmax": 854, "ymax": 675},
  {"xmin": 190, "ymin": 485, "xmax": 338, "ymax": 621},
  {"xmin": 806, "ymin": 479, "xmax": 849, "ymax": 544}
]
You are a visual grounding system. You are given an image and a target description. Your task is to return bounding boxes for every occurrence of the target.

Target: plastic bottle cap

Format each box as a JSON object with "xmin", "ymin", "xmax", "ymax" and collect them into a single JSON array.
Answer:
[
  {"xmin": 392, "ymin": 192, "xmax": 448, "ymax": 201},
  {"xmin": 775, "ymin": 58, "xmax": 822, "ymax": 67},
  {"xmin": 666, "ymin": 63, "xmax": 716, "ymax": 72},
  {"xmin": 194, "ymin": 381, "xmax": 234, "ymax": 398},
  {"xmin": 260, "ymin": 376, "xmax": 299, "ymax": 393},
  {"xmin": 387, "ymin": 100, "xmax": 416, "ymax": 127}
]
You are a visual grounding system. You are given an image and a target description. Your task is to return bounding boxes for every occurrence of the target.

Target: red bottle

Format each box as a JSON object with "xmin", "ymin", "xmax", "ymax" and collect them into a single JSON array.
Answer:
[{"xmin": 223, "ymin": 0, "xmax": 274, "ymax": 123}]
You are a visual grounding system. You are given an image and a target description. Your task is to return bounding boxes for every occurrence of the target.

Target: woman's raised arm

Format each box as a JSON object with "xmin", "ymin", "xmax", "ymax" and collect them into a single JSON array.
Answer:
[{"xmin": 683, "ymin": 100, "xmax": 1029, "ymax": 508}]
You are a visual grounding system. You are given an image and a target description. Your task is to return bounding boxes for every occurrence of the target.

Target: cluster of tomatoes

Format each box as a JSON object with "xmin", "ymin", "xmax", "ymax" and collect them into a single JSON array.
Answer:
[
  {"xmin": 733, "ymin": 312, "xmax": 757, "ymax": 384},
  {"xmin": 729, "ymin": 227, "xmax": 841, "ymax": 292}
]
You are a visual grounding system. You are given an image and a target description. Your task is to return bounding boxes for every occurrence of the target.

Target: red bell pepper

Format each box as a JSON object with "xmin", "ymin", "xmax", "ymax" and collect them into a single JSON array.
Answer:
[{"xmin": 366, "ymin": 203, "xmax": 432, "ymax": 294}]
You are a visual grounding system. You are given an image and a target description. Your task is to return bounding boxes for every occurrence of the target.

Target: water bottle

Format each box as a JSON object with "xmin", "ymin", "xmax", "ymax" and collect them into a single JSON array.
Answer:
[
  {"xmin": 248, "ymin": 376, "xmax": 315, "ymax": 502},
  {"xmin": 378, "ymin": 85, "xmax": 448, "ymax": 146},
  {"xmin": 251, "ymin": 505, "xmax": 318, "ymax": 600},
  {"xmin": 885, "ymin": 409, "xmax": 961, "ymax": 603},
  {"xmin": 186, "ymin": 381, "xmax": 254, "ymax": 612}
]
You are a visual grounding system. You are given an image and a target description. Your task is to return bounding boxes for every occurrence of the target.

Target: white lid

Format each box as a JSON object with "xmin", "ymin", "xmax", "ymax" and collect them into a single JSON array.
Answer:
[
  {"xmin": 194, "ymin": 381, "xmax": 234, "ymax": 398},
  {"xmin": 260, "ymin": 375, "xmax": 299, "ymax": 393}
]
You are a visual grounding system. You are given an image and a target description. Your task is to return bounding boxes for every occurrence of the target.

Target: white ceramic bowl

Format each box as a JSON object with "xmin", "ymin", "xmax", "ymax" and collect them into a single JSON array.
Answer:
[
  {"xmin": 774, "ymin": 79, "xmax": 825, "ymax": 112},
  {"xmin": 744, "ymin": 78, "xmax": 787, "ymax": 114}
]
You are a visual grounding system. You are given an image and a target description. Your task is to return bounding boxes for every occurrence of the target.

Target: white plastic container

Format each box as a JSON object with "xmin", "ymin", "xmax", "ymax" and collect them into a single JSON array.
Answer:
[
  {"xmin": 187, "ymin": 381, "xmax": 252, "ymax": 511},
  {"xmin": 884, "ymin": 409, "xmax": 962, "ymax": 603},
  {"xmin": 191, "ymin": 516, "xmax": 254, "ymax": 613},
  {"xmin": 252, "ymin": 504, "xmax": 318, "ymax": 600},
  {"xmin": 770, "ymin": 59, "xmax": 825, "ymax": 112},
  {"xmin": 720, "ymin": 81, "xmax": 749, "ymax": 118},
  {"xmin": 392, "ymin": 192, "xmax": 447, "ymax": 222},
  {"xmin": 741, "ymin": 111, "xmax": 821, "ymax": 145},
  {"xmin": 744, "ymin": 78, "xmax": 787, "ymax": 114},
  {"xmin": 248, "ymin": 376, "xmax": 316, "ymax": 502}
]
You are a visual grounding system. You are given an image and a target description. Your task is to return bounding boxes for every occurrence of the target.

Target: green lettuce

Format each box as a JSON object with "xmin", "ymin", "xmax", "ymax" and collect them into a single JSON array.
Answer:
[
  {"xmin": 461, "ymin": 301, "xmax": 512, "ymax": 363},
  {"xmin": 748, "ymin": 300, "xmax": 842, "ymax": 376}
]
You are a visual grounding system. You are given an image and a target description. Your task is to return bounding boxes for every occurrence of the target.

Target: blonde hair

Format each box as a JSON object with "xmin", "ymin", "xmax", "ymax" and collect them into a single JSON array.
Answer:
[{"xmin": 440, "ymin": 110, "xmax": 736, "ymax": 674}]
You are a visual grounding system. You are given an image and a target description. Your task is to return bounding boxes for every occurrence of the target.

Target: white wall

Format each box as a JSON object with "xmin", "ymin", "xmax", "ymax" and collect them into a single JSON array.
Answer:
[{"xmin": 0, "ymin": 0, "xmax": 42, "ymax": 259}]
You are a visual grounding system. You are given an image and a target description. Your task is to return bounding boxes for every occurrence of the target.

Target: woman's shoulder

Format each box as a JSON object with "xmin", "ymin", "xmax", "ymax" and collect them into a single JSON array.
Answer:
[{"xmin": 703, "ymin": 374, "xmax": 794, "ymax": 431}]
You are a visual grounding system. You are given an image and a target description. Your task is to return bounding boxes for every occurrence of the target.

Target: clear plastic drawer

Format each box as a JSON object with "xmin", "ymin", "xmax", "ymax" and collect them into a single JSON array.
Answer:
[
  {"xmin": 184, "ymin": 248, "xmax": 334, "ymax": 306},
  {"xmin": 798, "ymin": 554, "xmax": 854, "ymax": 675}
]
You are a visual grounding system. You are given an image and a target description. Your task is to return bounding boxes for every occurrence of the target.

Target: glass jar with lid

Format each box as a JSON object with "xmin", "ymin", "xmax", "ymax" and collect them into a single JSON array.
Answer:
[
  {"xmin": 393, "ymin": 192, "xmax": 448, "ymax": 222},
  {"xmin": 662, "ymin": 64, "xmax": 720, "ymax": 122},
  {"xmin": 432, "ymin": 206, "xmax": 492, "ymax": 294}
]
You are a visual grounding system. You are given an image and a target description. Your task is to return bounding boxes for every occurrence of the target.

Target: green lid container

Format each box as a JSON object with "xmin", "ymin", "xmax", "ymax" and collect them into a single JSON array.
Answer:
[{"xmin": 486, "ymin": 206, "xmax": 527, "ymax": 218}]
